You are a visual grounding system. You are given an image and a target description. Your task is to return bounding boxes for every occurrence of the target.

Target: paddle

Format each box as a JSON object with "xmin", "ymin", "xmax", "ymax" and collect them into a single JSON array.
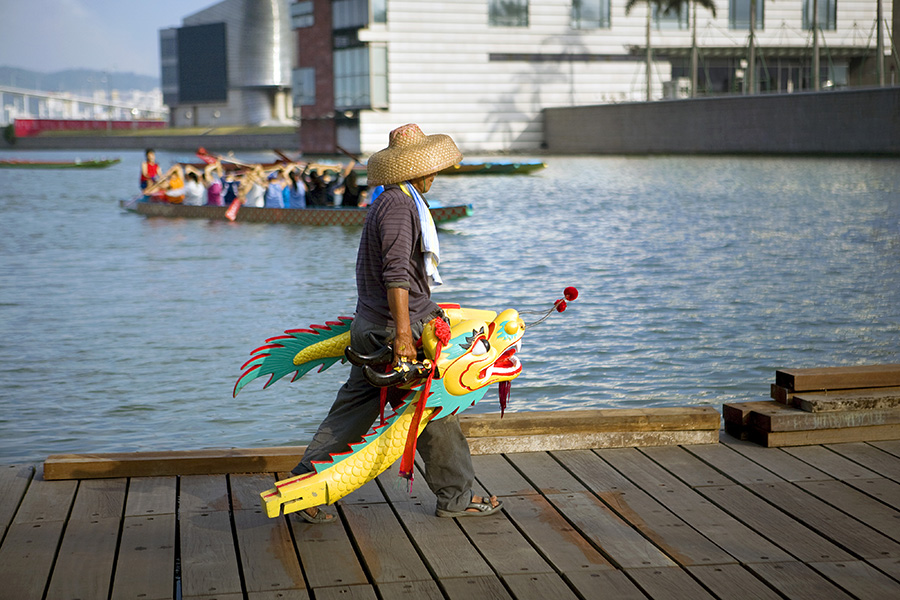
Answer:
[
  {"xmin": 335, "ymin": 145, "xmax": 362, "ymax": 164},
  {"xmin": 196, "ymin": 148, "xmax": 255, "ymax": 169}
]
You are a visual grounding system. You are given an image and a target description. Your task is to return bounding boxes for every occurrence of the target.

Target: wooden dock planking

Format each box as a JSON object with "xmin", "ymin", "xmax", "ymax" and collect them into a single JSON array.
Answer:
[
  {"xmin": 45, "ymin": 516, "xmax": 121, "ymax": 600},
  {"xmin": 720, "ymin": 435, "xmax": 833, "ymax": 482},
  {"xmin": 746, "ymin": 562, "xmax": 856, "ymax": 600},
  {"xmin": 0, "ymin": 464, "xmax": 34, "ymax": 540},
  {"xmin": 745, "ymin": 481, "xmax": 900, "ymax": 559},
  {"xmin": 637, "ymin": 445, "xmax": 856, "ymax": 562},
  {"xmin": 625, "ymin": 567, "xmax": 718, "ymax": 600},
  {"xmin": 390, "ymin": 494, "xmax": 497, "ymax": 579},
  {"xmin": 826, "ymin": 441, "xmax": 900, "ymax": 480},
  {"xmin": 552, "ymin": 449, "xmax": 737, "ymax": 567},
  {"xmin": 8, "ymin": 433, "xmax": 900, "ymax": 599},
  {"xmin": 231, "ymin": 474, "xmax": 307, "ymax": 596},
  {"xmin": 794, "ymin": 479, "xmax": 900, "ymax": 543},
  {"xmin": 695, "ymin": 484, "xmax": 856, "ymax": 562},
  {"xmin": 499, "ymin": 493, "xmax": 616, "ymax": 573},
  {"xmin": 111, "ymin": 513, "xmax": 176, "ymax": 600},
  {"xmin": 685, "ymin": 564, "xmax": 784, "ymax": 600},
  {"xmin": 808, "ymin": 560, "xmax": 900, "ymax": 599},
  {"xmin": 597, "ymin": 448, "xmax": 795, "ymax": 564}
]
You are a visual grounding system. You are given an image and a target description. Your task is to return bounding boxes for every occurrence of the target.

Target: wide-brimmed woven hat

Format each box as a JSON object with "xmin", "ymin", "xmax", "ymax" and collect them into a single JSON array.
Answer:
[{"xmin": 366, "ymin": 124, "xmax": 462, "ymax": 186}]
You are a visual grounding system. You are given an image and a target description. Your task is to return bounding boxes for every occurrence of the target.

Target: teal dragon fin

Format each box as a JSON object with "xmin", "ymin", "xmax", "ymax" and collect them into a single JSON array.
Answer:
[{"xmin": 233, "ymin": 316, "xmax": 353, "ymax": 397}]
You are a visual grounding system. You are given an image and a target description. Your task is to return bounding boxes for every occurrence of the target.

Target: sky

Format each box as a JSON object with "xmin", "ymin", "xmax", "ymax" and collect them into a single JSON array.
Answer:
[{"xmin": 0, "ymin": 0, "xmax": 216, "ymax": 77}]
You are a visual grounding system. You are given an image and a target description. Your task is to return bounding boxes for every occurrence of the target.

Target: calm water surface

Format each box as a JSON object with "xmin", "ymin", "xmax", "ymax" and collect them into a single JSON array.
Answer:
[{"xmin": 1, "ymin": 150, "xmax": 898, "ymax": 463}]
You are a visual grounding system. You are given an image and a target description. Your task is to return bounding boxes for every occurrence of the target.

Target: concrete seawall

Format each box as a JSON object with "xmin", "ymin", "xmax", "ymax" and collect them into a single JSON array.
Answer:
[
  {"xmin": 1, "ymin": 131, "xmax": 298, "ymax": 152},
  {"xmin": 544, "ymin": 87, "xmax": 900, "ymax": 156}
]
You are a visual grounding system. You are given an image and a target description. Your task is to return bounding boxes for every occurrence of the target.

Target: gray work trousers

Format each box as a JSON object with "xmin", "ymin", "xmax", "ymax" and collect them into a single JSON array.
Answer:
[{"xmin": 292, "ymin": 311, "xmax": 476, "ymax": 513}]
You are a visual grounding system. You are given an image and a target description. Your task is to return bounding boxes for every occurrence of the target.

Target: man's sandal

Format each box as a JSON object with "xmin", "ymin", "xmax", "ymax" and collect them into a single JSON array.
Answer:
[
  {"xmin": 435, "ymin": 496, "xmax": 503, "ymax": 518},
  {"xmin": 298, "ymin": 507, "xmax": 336, "ymax": 524}
]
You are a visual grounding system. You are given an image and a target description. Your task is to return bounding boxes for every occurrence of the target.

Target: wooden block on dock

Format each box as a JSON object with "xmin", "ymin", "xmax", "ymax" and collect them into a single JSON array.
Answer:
[
  {"xmin": 748, "ymin": 402, "xmax": 900, "ymax": 432},
  {"xmin": 723, "ymin": 401, "xmax": 774, "ymax": 440},
  {"xmin": 775, "ymin": 364, "xmax": 900, "ymax": 392},
  {"xmin": 749, "ymin": 424, "xmax": 900, "ymax": 447},
  {"xmin": 725, "ymin": 400, "xmax": 900, "ymax": 447},
  {"xmin": 792, "ymin": 387, "xmax": 900, "ymax": 413}
]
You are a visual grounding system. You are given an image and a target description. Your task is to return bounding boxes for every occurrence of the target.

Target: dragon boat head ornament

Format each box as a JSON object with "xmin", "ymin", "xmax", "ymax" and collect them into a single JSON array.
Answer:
[{"xmin": 233, "ymin": 287, "xmax": 577, "ymax": 518}]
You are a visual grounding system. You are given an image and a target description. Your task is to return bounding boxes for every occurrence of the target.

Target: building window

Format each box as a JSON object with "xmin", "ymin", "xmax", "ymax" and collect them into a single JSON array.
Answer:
[
  {"xmin": 490, "ymin": 0, "xmax": 529, "ymax": 27},
  {"xmin": 653, "ymin": 3, "xmax": 688, "ymax": 29},
  {"xmin": 370, "ymin": 44, "xmax": 388, "ymax": 108},
  {"xmin": 292, "ymin": 67, "xmax": 315, "ymax": 106},
  {"xmin": 334, "ymin": 47, "xmax": 370, "ymax": 110},
  {"xmin": 802, "ymin": 0, "xmax": 836, "ymax": 31},
  {"xmin": 333, "ymin": 0, "xmax": 368, "ymax": 30},
  {"xmin": 372, "ymin": 0, "xmax": 386, "ymax": 23},
  {"xmin": 291, "ymin": 1, "xmax": 314, "ymax": 28},
  {"xmin": 729, "ymin": 0, "xmax": 764, "ymax": 30},
  {"xmin": 571, "ymin": 0, "xmax": 610, "ymax": 29}
]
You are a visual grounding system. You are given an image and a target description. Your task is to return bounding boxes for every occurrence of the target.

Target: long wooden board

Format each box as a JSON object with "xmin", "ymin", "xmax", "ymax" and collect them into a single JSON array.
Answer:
[
  {"xmin": 459, "ymin": 408, "xmax": 720, "ymax": 437},
  {"xmin": 775, "ymin": 364, "xmax": 900, "ymax": 392},
  {"xmin": 43, "ymin": 408, "xmax": 721, "ymax": 480},
  {"xmin": 468, "ymin": 430, "xmax": 717, "ymax": 454},
  {"xmin": 43, "ymin": 446, "xmax": 307, "ymax": 480}
]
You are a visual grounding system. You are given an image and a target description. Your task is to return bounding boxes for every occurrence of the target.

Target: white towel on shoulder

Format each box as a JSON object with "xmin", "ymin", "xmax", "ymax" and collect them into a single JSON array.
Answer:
[{"xmin": 400, "ymin": 181, "xmax": 441, "ymax": 287}]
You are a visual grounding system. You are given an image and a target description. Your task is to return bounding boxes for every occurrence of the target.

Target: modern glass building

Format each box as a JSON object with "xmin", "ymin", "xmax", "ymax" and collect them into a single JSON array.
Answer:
[
  {"xmin": 160, "ymin": 0, "xmax": 293, "ymax": 128},
  {"xmin": 290, "ymin": 0, "xmax": 896, "ymax": 154}
]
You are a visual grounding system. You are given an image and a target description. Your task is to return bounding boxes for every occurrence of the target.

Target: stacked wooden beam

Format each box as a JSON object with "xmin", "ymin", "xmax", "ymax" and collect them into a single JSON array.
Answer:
[{"xmin": 724, "ymin": 364, "xmax": 900, "ymax": 447}]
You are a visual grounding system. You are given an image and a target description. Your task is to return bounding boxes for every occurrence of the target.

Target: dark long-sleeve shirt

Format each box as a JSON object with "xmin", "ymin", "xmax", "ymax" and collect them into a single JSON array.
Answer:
[{"xmin": 355, "ymin": 184, "xmax": 439, "ymax": 326}]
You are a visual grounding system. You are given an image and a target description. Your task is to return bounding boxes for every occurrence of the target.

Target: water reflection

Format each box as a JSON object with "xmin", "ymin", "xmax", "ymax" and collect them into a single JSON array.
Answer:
[{"xmin": 0, "ymin": 151, "xmax": 898, "ymax": 462}]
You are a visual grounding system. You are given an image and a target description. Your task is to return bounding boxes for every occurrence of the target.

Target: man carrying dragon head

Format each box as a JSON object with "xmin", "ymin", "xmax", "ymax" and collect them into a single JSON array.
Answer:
[{"xmin": 291, "ymin": 124, "xmax": 502, "ymax": 523}]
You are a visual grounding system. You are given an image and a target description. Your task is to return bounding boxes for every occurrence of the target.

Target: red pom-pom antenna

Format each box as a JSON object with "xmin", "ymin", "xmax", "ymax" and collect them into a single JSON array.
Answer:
[{"xmin": 522, "ymin": 285, "xmax": 579, "ymax": 327}]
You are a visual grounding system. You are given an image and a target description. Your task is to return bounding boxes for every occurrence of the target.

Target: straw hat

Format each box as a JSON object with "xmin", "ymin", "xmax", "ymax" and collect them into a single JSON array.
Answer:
[{"xmin": 366, "ymin": 124, "xmax": 462, "ymax": 186}]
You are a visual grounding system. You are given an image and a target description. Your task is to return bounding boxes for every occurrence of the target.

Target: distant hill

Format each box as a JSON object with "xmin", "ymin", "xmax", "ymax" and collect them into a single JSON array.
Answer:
[{"xmin": 0, "ymin": 66, "xmax": 160, "ymax": 95}]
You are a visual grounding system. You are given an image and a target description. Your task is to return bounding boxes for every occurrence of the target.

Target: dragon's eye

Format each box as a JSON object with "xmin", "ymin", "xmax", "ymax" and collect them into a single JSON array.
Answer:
[{"xmin": 471, "ymin": 338, "xmax": 490, "ymax": 356}]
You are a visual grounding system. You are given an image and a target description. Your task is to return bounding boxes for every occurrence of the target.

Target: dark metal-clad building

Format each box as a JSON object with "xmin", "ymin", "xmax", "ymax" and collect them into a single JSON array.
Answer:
[{"xmin": 160, "ymin": 0, "xmax": 293, "ymax": 127}]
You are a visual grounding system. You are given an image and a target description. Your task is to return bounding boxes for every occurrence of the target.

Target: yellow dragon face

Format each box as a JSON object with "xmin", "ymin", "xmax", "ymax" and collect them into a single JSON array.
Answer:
[{"xmin": 422, "ymin": 307, "xmax": 525, "ymax": 397}]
